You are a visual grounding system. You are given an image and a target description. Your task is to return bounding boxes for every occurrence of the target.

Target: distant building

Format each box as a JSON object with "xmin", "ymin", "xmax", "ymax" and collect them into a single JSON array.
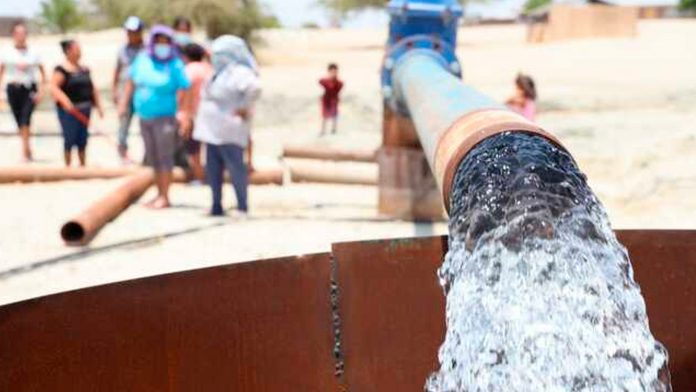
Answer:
[
  {"xmin": 601, "ymin": 0, "xmax": 681, "ymax": 18},
  {"xmin": 0, "ymin": 17, "xmax": 25, "ymax": 37},
  {"xmin": 0, "ymin": 0, "xmax": 39, "ymax": 37},
  {"xmin": 464, "ymin": 0, "xmax": 527, "ymax": 24},
  {"xmin": 526, "ymin": 0, "xmax": 680, "ymax": 43}
]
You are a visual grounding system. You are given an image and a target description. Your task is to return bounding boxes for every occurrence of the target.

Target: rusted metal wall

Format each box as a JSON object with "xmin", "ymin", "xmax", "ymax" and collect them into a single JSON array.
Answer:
[
  {"xmin": 616, "ymin": 230, "xmax": 696, "ymax": 391},
  {"xmin": 0, "ymin": 231, "xmax": 694, "ymax": 391},
  {"xmin": 334, "ymin": 237, "xmax": 447, "ymax": 391},
  {"xmin": 0, "ymin": 254, "xmax": 339, "ymax": 391},
  {"xmin": 335, "ymin": 230, "xmax": 696, "ymax": 391}
]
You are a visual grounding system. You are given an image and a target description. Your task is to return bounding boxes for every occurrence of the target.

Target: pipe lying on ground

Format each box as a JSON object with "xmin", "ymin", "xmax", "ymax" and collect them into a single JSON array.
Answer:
[
  {"xmin": 0, "ymin": 166, "xmax": 283, "ymax": 186},
  {"xmin": 60, "ymin": 170, "xmax": 154, "ymax": 246},
  {"xmin": 288, "ymin": 163, "xmax": 377, "ymax": 186},
  {"xmin": 0, "ymin": 166, "xmax": 141, "ymax": 184},
  {"xmin": 59, "ymin": 167, "xmax": 283, "ymax": 246},
  {"xmin": 282, "ymin": 145, "xmax": 377, "ymax": 163},
  {"xmin": 171, "ymin": 167, "xmax": 284, "ymax": 185}
]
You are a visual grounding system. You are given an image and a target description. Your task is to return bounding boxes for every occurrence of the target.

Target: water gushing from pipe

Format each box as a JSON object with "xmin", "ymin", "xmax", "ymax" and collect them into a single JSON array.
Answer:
[{"xmin": 426, "ymin": 133, "xmax": 671, "ymax": 391}]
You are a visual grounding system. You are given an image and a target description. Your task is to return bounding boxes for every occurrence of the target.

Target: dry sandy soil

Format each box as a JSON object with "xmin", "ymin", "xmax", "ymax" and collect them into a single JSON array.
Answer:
[{"xmin": 0, "ymin": 20, "xmax": 694, "ymax": 305}]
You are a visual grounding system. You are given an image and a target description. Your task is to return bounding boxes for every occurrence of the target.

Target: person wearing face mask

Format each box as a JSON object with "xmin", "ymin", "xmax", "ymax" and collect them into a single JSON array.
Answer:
[
  {"xmin": 50, "ymin": 39, "xmax": 105, "ymax": 167},
  {"xmin": 119, "ymin": 25, "xmax": 192, "ymax": 209},
  {"xmin": 172, "ymin": 16, "xmax": 193, "ymax": 50},
  {"xmin": 193, "ymin": 35, "xmax": 260, "ymax": 217}
]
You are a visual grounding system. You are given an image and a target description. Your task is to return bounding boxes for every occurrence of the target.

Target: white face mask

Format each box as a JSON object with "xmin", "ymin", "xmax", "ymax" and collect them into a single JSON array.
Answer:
[{"xmin": 153, "ymin": 43, "xmax": 172, "ymax": 60}]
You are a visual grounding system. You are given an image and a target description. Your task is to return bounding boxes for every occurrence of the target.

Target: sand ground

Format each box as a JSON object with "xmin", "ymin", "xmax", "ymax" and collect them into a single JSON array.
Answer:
[{"xmin": 0, "ymin": 20, "xmax": 694, "ymax": 305}]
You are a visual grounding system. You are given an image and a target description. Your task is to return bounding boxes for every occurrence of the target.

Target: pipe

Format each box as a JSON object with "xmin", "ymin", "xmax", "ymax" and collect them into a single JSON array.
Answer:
[
  {"xmin": 60, "ymin": 170, "xmax": 154, "ymax": 245},
  {"xmin": 283, "ymin": 145, "xmax": 377, "ymax": 163},
  {"xmin": 0, "ymin": 166, "xmax": 282, "ymax": 186},
  {"xmin": 171, "ymin": 168, "xmax": 284, "ymax": 185},
  {"xmin": 392, "ymin": 53, "xmax": 563, "ymax": 209},
  {"xmin": 288, "ymin": 163, "xmax": 377, "ymax": 186},
  {"xmin": 0, "ymin": 166, "xmax": 141, "ymax": 184},
  {"xmin": 60, "ymin": 168, "xmax": 282, "ymax": 245}
]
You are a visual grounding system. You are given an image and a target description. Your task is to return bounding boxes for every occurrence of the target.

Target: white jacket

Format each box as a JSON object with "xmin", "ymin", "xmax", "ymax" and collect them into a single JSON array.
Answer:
[{"xmin": 193, "ymin": 64, "xmax": 261, "ymax": 147}]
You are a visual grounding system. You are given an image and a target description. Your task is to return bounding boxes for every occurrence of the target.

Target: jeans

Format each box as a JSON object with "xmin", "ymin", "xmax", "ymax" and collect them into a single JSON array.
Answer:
[
  {"xmin": 57, "ymin": 105, "xmax": 91, "ymax": 152},
  {"xmin": 117, "ymin": 98, "xmax": 134, "ymax": 150},
  {"xmin": 206, "ymin": 143, "xmax": 248, "ymax": 213}
]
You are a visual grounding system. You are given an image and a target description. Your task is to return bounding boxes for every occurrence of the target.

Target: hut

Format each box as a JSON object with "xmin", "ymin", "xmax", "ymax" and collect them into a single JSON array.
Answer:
[{"xmin": 527, "ymin": 0, "xmax": 682, "ymax": 43}]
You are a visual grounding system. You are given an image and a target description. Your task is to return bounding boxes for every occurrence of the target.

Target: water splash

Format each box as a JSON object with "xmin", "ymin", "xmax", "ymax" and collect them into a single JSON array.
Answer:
[{"xmin": 426, "ymin": 133, "xmax": 670, "ymax": 391}]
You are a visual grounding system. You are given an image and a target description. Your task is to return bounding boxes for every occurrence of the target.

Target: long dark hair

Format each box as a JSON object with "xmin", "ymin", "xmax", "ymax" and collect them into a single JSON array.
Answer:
[{"xmin": 516, "ymin": 74, "xmax": 537, "ymax": 100}]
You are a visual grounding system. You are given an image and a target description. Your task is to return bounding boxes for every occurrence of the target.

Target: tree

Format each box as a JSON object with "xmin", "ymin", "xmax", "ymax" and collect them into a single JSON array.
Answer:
[
  {"xmin": 524, "ymin": 0, "xmax": 551, "ymax": 12},
  {"xmin": 680, "ymin": 0, "xmax": 696, "ymax": 11},
  {"xmin": 317, "ymin": 0, "xmax": 384, "ymax": 16},
  {"xmin": 89, "ymin": 0, "xmax": 278, "ymax": 39},
  {"xmin": 40, "ymin": 0, "xmax": 84, "ymax": 33},
  {"xmin": 317, "ymin": 0, "xmax": 391, "ymax": 27}
]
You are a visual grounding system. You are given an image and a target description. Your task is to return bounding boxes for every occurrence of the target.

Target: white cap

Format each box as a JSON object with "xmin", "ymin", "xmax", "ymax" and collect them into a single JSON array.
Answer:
[{"xmin": 123, "ymin": 16, "xmax": 143, "ymax": 32}]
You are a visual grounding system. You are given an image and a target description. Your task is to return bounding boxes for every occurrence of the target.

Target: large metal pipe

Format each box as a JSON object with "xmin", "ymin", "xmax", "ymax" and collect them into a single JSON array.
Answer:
[
  {"xmin": 282, "ymin": 145, "xmax": 377, "ymax": 163},
  {"xmin": 0, "ymin": 166, "xmax": 141, "ymax": 184},
  {"xmin": 60, "ymin": 170, "xmax": 154, "ymax": 245},
  {"xmin": 171, "ymin": 167, "xmax": 285, "ymax": 186},
  {"xmin": 288, "ymin": 162, "xmax": 377, "ymax": 186},
  {"xmin": 60, "ymin": 168, "xmax": 283, "ymax": 245},
  {"xmin": 392, "ymin": 52, "xmax": 563, "ymax": 209}
]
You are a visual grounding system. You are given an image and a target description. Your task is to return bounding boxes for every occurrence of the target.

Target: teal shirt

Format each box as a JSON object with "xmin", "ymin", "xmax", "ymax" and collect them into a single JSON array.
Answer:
[{"xmin": 129, "ymin": 54, "xmax": 190, "ymax": 120}]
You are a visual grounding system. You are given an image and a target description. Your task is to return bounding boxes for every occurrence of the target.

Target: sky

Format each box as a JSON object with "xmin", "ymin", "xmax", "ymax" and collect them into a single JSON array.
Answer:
[{"xmin": 2, "ymin": 0, "xmax": 531, "ymax": 27}]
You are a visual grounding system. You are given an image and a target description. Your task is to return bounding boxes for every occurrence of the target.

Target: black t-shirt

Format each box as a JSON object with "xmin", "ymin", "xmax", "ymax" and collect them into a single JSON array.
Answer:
[{"xmin": 55, "ymin": 65, "xmax": 94, "ymax": 105}]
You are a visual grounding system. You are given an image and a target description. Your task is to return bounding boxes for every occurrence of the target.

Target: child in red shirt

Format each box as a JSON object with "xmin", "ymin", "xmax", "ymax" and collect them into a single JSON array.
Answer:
[{"xmin": 319, "ymin": 63, "xmax": 343, "ymax": 136}]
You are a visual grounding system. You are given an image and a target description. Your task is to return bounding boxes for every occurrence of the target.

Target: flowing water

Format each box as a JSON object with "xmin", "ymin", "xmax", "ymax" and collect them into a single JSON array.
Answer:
[{"xmin": 425, "ymin": 133, "xmax": 671, "ymax": 391}]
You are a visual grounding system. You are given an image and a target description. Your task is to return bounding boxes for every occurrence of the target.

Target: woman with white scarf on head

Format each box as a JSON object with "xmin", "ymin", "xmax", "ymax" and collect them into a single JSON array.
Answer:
[{"xmin": 193, "ymin": 35, "xmax": 261, "ymax": 217}]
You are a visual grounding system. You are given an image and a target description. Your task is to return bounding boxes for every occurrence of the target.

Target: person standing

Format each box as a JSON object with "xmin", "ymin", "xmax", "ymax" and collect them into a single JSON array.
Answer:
[
  {"xmin": 119, "ymin": 25, "xmax": 192, "ymax": 209},
  {"xmin": 0, "ymin": 21, "xmax": 47, "ymax": 161},
  {"xmin": 318, "ymin": 63, "xmax": 343, "ymax": 136},
  {"xmin": 50, "ymin": 39, "xmax": 104, "ymax": 167},
  {"xmin": 172, "ymin": 16, "xmax": 194, "ymax": 49},
  {"xmin": 179, "ymin": 43, "xmax": 212, "ymax": 184},
  {"xmin": 112, "ymin": 16, "xmax": 145, "ymax": 164},
  {"xmin": 193, "ymin": 35, "xmax": 261, "ymax": 217}
]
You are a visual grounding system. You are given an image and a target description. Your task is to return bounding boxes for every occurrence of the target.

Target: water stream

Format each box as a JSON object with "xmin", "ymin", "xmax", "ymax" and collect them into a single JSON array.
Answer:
[{"xmin": 425, "ymin": 133, "xmax": 671, "ymax": 391}]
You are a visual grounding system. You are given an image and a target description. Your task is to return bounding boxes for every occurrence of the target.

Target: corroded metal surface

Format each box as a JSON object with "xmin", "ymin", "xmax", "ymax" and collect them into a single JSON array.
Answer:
[
  {"xmin": 288, "ymin": 162, "xmax": 377, "ymax": 186},
  {"xmin": 0, "ymin": 165, "xmax": 141, "ymax": 184},
  {"xmin": 0, "ymin": 254, "xmax": 339, "ymax": 391},
  {"xmin": 171, "ymin": 167, "xmax": 284, "ymax": 185},
  {"xmin": 434, "ymin": 109, "xmax": 564, "ymax": 210},
  {"xmin": 0, "ymin": 231, "xmax": 693, "ymax": 391},
  {"xmin": 334, "ymin": 236, "xmax": 448, "ymax": 391},
  {"xmin": 335, "ymin": 230, "xmax": 696, "ymax": 391},
  {"xmin": 283, "ymin": 145, "xmax": 377, "ymax": 163},
  {"xmin": 377, "ymin": 147, "xmax": 444, "ymax": 220},
  {"xmin": 617, "ymin": 230, "xmax": 696, "ymax": 391},
  {"xmin": 60, "ymin": 170, "xmax": 154, "ymax": 245}
]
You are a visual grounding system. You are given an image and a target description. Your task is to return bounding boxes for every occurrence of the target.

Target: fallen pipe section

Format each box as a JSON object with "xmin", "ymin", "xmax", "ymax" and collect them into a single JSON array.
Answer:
[
  {"xmin": 61, "ymin": 168, "xmax": 284, "ymax": 246},
  {"xmin": 282, "ymin": 145, "xmax": 377, "ymax": 163},
  {"xmin": 61, "ymin": 170, "xmax": 154, "ymax": 245},
  {"xmin": 0, "ymin": 166, "xmax": 141, "ymax": 184}
]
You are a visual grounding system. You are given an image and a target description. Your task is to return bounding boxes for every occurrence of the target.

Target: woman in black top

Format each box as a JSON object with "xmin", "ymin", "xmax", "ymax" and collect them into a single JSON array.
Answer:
[{"xmin": 50, "ymin": 39, "xmax": 104, "ymax": 167}]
